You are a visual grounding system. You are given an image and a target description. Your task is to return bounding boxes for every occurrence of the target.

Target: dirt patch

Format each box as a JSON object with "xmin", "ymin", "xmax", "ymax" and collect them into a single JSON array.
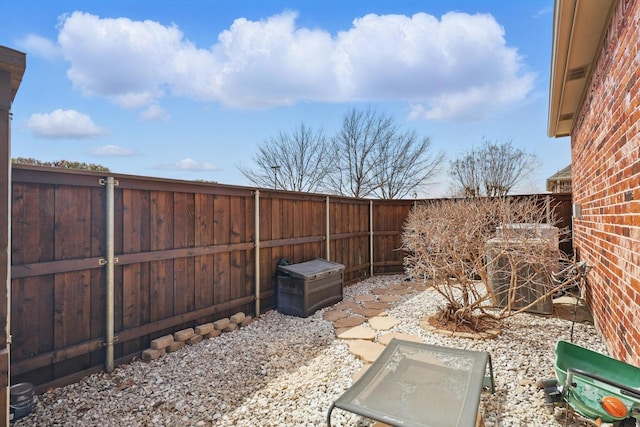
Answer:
[{"xmin": 421, "ymin": 308, "xmax": 502, "ymax": 339}]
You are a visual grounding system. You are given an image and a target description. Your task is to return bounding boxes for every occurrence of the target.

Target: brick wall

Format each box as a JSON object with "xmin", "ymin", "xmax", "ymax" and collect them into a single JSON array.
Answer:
[{"xmin": 572, "ymin": 0, "xmax": 640, "ymax": 366}]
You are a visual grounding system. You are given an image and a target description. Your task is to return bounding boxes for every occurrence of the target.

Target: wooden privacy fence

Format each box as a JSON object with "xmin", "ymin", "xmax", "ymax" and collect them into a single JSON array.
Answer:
[
  {"xmin": 9, "ymin": 166, "xmax": 413, "ymax": 390},
  {"xmin": 9, "ymin": 165, "xmax": 572, "ymax": 390}
]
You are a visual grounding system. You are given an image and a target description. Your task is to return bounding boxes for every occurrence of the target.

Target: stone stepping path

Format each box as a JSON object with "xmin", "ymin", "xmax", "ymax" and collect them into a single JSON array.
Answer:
[
  {"xmin": 322, "ymin": 278, "xmax": 431, "ymax": 363},
  {"xmin": 339, "ymin": 314, "xmax": 423, "ymax": 362}
]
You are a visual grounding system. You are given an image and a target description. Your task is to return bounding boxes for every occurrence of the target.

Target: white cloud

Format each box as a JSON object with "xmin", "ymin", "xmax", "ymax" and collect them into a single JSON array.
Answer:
[
  {"xmin": 210, "ymin": 12, "xmax": 337, "ymax": 107},
  {"xmin": 16, "ymin": 34, "xmax": 62, "ymax": 60},
  {"xmin": 56, "ymin": 10, "xmax": 534, "ymax": 119},
  {"xmin": 534, "ymin": 7, "xmax": 553, "ymax": 18},
  {"xmin": 111, "ymin": 91, "xmax": 162, "ymax": 110},
  {"xmin": 27, "ymin": 109, "xmax": 107, "ymax": 138},
  {"xmin": 155, "ymin": 158, "xmax": 219, "ymax": 171},
  {"xmin": 87, "ymin": 145, "xmax": 137, "ymax": 156},
  {"xmin": 139, "ymin": 104, "xmax": 170, "ymax": 121}
]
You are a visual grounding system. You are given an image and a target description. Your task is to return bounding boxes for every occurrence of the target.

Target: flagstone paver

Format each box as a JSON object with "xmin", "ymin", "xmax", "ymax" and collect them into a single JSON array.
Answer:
[
  {"xmin": 333, "ymin": 301, "xmax": 361, "ymax": 310},
  {"xmin": 333, "ymin": 315, "xmax": 366, "ymax": 329},
  {"xmin": 368, "ymin": 316, "xmax": 401, "ymax": 331},
  {"xmin": 351, "ymin": 307, "xmax": 384, "ymax": 318},
  {"xmin": 334, "ymin": 327, "xmax": 352, "ymax": 337},
  {"xmin": 354, "ymin": 294, "xmax": 377, "ymax": 302},
  {"xmin": 348, "ymin": 340, "xmax": 386, "ymax": 363},
  {"xmin": 323, "ymin": 310, "xmax": 349, "ymax": 321},
  {"xmin": 362, "ymin": 301, "xmax": 390, "ymax": 310},
  {"xmin": 337, "ymin": 326, "xmax": 376, "ymax": 341}
]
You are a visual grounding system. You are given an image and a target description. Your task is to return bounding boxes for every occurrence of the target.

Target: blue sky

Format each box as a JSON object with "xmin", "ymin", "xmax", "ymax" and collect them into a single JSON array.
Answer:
[{"xmin": 1, "ymin": 0, "xmax": 568, "ymax": 197}]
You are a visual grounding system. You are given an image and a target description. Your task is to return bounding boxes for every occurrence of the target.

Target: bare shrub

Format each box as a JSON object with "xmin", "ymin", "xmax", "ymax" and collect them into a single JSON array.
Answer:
[{"xmin": 402, "ymin": 197, "xmax": 581, "ymax": 333}]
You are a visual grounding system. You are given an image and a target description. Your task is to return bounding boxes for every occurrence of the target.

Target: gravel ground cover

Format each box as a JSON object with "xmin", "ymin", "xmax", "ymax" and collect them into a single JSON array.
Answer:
[{"xmin": 14, "ymin": 275, "xmax": 607, "ymax": 427}]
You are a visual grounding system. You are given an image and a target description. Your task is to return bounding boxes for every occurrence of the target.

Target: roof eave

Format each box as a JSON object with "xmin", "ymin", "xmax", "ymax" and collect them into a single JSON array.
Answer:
[
  {"xmin": 547, "ymin": 0, "xmax": 616, "ymax": 138},
  {"xmin": 0, "ymin": 46, "xmax": 26, "ymax": 105}
]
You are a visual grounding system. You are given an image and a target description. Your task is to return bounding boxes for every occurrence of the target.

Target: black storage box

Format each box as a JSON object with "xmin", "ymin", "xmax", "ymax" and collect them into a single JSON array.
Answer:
[{"xmin": 276, "ymin": 258, "xmax": 344, "ymax": 317}]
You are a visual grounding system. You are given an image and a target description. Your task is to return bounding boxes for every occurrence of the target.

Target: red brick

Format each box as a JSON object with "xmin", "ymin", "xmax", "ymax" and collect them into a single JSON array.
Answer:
[{"xmin": 570, "ymin": 0, "xmax": 640, "ymax": 365}]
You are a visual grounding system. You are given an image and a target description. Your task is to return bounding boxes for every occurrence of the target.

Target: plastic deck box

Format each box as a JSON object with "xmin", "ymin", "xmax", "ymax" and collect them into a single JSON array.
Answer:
[{"xmin": 277, "ymin": 259, "xmax": 344, "ymax": 317}]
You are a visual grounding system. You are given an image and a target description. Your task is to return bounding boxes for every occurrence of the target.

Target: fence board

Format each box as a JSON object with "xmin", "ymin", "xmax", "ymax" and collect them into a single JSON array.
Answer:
[
  {"xmin": 213, "ymin": 195, "xmax": 231, "ymax": 318},
  {"xmin": 12, "ymin": 183, "xmax": 55, "ymax": 264},
  {"xmin": 53, "ymin": 271, "xmax": 92, "ymax": 379},
  {"xmin": 89, "ymin": 186, "xmax": 107, "ymax": 366},
  {"xmin": 243, "ymin": 196, "xmax": 256, "ymax": 314},
  {"xmin": 194, "ymin": 193, "xmax": 215, "ymax": 323},
  {"xmin": 149, "ymin": 191, "xmax": 175, "ymax": 336},
  {"xmin": 230, "ymin": 196, "xmax": 246, "ymax": 302},
  {"xmin": 173, "ymin": 193, "xmax": 195, "ymax": 320},
  {"xmin": 120, "ymin": 189, "xmax": 150, "ymax": 353}
]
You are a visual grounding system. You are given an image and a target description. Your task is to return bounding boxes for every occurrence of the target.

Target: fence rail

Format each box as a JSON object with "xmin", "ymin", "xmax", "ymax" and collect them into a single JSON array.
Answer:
[{"xmin": 9, "ymin": 164, "xmax": 571, "ymax": 390}]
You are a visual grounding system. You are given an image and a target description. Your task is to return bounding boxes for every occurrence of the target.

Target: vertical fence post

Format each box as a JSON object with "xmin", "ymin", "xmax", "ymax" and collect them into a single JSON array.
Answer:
[
  {"xmin": 104, "ymin": 176, "xmax": 116, "ymax": 372},
  {"xmin": 545, "ymin": 195, "xmax": 551, "ymax": 223},
  {"xmin": 369, "ymin": 200, "xmax": 374, "ymax": 277},
  {"xmin": 0, "ymin": 76, "xmax": 10, "ymax": 426},
  {"xmin": 254, "ymin": 190, "xmax": 261, "ymax": 317},
  {"xmin": 325, "ymin": 196, "xmax": 330, "ymax": 260}
]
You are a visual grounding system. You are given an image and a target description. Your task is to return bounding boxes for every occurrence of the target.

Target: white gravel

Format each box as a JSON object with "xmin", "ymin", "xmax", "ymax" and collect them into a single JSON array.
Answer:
[{"xmin": 14, "ymin": 275, "xmax": 607, "ymax": 427}]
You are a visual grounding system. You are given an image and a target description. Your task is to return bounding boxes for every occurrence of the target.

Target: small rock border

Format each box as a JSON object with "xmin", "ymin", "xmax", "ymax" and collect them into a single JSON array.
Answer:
[{"xmin": 141, "ymin": 313, "xmax": 253, "ymax": 361}]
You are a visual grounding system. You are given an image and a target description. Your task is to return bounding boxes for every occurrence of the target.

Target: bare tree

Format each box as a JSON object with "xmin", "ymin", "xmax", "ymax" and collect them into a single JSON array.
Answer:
[
  {"xmin": 448, "ymin": 151, "xmax": 481, "ymax": 197},
  {"xmin": 325, "ymin": 107, "xmax": 442, "ymax": 199},
  {"xmin": 449, "ymin": 139, "xmax": 540, "ymax": 197},
  {"xmin": 372, "ymin": 130, "xmax": 444, "ymax": 199},
  {"xmin": 325, "ymin": 107, "xmax": 394, "ymax": 198},
  {"xmin": 239, "ymin": 123, "xmax": 329, "ymax": 192},
  {"xmin": 402, "ymin": 197, "xmax": 580, "ymax": 334}
]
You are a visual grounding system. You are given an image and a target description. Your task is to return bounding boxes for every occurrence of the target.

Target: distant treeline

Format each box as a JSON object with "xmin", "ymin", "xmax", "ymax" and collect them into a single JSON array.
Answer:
[{"xmin": 11, "ymin": 157, "xmax": 110, "ymax": 172}]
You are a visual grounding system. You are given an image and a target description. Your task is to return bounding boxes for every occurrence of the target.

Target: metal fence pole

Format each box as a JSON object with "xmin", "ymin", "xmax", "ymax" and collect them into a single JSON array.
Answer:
[
  {"xmin": 104, "ymin": 176, "xmax": 116, "ymax": 372},
  {"xmin": 326, "ymin": 196, "xmax": 330, "ymax": 260},
  {"xmin": 369, "ymin": 200, "xmax": 374, "ymax": 277},
  {"xmin": 254, "ymin": 190, "xmax": 261, "ymax": 317},
  {"xmin": 546, "ymin": 195, "xmax": 552, "ymax": 223}
]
